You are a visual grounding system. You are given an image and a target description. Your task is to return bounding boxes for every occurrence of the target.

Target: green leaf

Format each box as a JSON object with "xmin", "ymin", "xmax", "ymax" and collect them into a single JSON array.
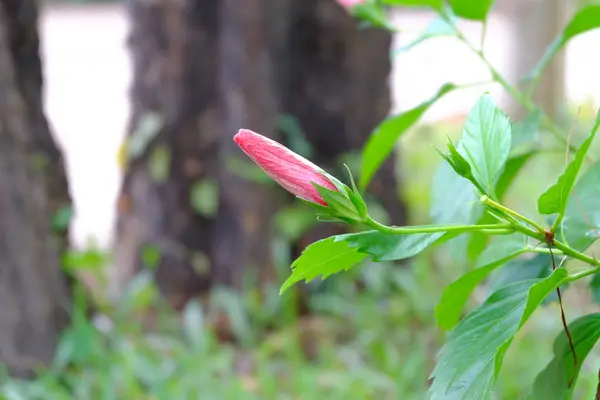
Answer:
[
  {"xmin": 280, "ymin": 228, "xmax": 449, "ymax": 293},
  {"xmin": 430, "ymin": 268, "xmax": 569, "ymax": 400},
  {"xmin": 52, "ymin": 205, "xmax": 74, "ymax": 232},
  {"xmin": 182, "ymin": 300, "xmax": 206, "ymax": 350},
  {"xmin": 538, "ymin": 109, "xmax": 600, "ymax": 216},
  {"xmin": 431, "ymin": 159, "xmax": 483, "ymax": 225},
  {"xmin": 530, "ymin": 313, "xmax": 600, "ymax": 400},
  {"xmin": 277, "ymin": 114, "xmax": 313, "ymax": 158},
  {"xmin": 459, "ymin": 94, "xmax": 512, "ymax": 197},
  {"xmin": 591, "ymin": 274, "xmax": 600, "ymax": 304},
  {"xmin": 338, "ymin": 230, "xmax": 444, "ymax": 261},
  {"xmin": 560, "ymin": 159, "xmax": 600, "ymax": 251},
  {"xmin": 495, "ymin": 151, "xmax": 536, "ymax": 200},
  {"xmin": 382, "ymin": 0, "xmax": 443, "ymax": 9},
  {"xmin": 141, "ymin": 245, "xmax": 161, "ymax": 270},
  {"xmin": 127, "ymin": 112, "xmax": 163, "ymax": 159},
  {"xmin": 61, "ymin": 248, "xmax": 109, "ymax": 274},
  {"xmin": 437, "ymin": 138, "xmax": 474, "ymax": 180},
  {"xmin": 392, "ymin": 16, "xmax": 455, "ymax": 55},
  {"xmin": 315, "ymin": 184, "xmax": 363, "ymax": 223},
  {"xmin": 190, "ymin": 179, "xmax": 220, "ymax": 217},
  {"xmin": 148, "ymin": 145, "xmax": 171, "ymax": 182},
  {"xmin": 275, "ymin": 206, "xmax": 319, "ymax": 241},
  {"xmin": 467, "ymin": 151, "xmax": 536, "ymax": 260},
  {"xmin": 448, "ymin": 0, "xmax": 495, "ymax": 21},
  {"xmin": 352, "ymin": 3, "xmax": 397, "ymax": 32},
  {"xmin": 280, "ymin": 236, "xmax": 368, "ymax": 294},
  {"xmin": 360, "ymin": 84, "xmax": 455, "ymax": 190},
  {"xmin": 489, "ymin": 253, "xmax": 552, "ymax": 291},
  {"xmin": 528, "ymin": 5, "xmax": 600, "ymax": 83},
  {"xmin": 435, "ymin": 234, "xmax": 528, "ymax": 331},
  {"xmin": 511, "ymin": 111, "xmax": 541, "ymax": 151}
]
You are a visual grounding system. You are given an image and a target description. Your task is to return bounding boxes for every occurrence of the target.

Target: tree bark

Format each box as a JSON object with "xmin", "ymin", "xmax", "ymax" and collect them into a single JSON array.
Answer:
[
  {"xmin": 117, "ymin": 0, "xmax": 402, "ymax": 305},
  {"xmin": 0, "ymin": 0, "xmax": 71, "ymax": 378},
  {"xmin": 285, "ymin": 0, "xmax": 404, "ymax": 249},
  {"xmin": 114, "ymin": 0, "xmax": 221, "ymax": 307}
]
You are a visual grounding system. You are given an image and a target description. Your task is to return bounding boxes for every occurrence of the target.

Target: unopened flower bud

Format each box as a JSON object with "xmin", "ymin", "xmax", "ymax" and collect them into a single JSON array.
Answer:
[{"xmin": 234, "ymin": 129, "xmax": 338, "ymax": 206}]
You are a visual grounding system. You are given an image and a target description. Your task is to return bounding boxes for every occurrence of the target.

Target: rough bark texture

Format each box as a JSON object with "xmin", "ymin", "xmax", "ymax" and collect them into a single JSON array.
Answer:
[
  {"xmin": 117, "ymin": 0, "xmax": 402, "ymax": 304},
  {"xmin": 0, "ymin": 0, "xmax": 71, "ymax": 378}
]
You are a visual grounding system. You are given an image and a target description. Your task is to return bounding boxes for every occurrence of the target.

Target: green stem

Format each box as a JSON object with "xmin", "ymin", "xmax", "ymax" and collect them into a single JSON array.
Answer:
[
  {"xmin": 364, "ymin": 217, "xmax": 512, "ymax": 235},
  {"xmin": 552, "ymin": 239, "xmax": 600, "ymax": 268},
  {"xmin": 567, "ymin": 265, "xmax": 600, "ymax": 283},
  {"xmin": 480, "ymin": 195, "xmax": 546, "ymax": 233},
  {"xmin": 445, "ymin": 18, "xmax": 577, "ymax": 154},
  {"xmin": 527, "ymin": 246, "xmax": 564, "ymax": 256}
]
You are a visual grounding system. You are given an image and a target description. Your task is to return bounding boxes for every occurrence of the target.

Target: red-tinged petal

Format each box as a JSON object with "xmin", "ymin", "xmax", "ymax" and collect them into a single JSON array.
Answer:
[{"xmin": 234, "ymin": 129, "xmax": 337, "ymax": 206}]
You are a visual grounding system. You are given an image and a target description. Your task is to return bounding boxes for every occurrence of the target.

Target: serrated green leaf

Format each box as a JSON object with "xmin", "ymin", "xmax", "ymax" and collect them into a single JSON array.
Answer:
[
  {"xmin": 530, "ymin": 313, "xmax": 600, "ymax": 400},
  {"xmin": 430, "ymin": 268, "xmax": 569, "ymax": 400},
  {"xmin": 360, "ymin": 84, "xmax": 455, "ymax": 190},
  {"xmin": 448, "ymin": 0, "xmax": 495, "ymax": 21},
  {"xmin": 460, "ymin": 94, "xmax": 512, "ymax": 198},
  {"xmin": 280, "ymin": 237, "xmax": 368, "ymax": 293},
  {"xmin": 338, "ymin": 230, "xmax": 444, "ymax": 261},
  {"xmin": 560, "ymin": 159, "xmax": 600, "ymax": 251},
  {"xmin": 435, "ymin": 234, "xmax": 528, "ymax": 331},
  {"xmin": 528, "ymin": 5, "xmax": 600, "ymax": 83},
  {"xmin": 392, "ymin": 15, "xmax": 455, "ymax": 55},
  {"xmin": 538, "ymin": 109, "xmax": 600, "ymax": 216}
]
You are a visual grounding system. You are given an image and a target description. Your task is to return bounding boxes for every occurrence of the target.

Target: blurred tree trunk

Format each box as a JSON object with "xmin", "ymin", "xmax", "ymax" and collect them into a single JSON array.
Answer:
[
  {"xmin": 506, "ymin": 0, "xmax": 567, "ymax": 119},
  {"xmin": 115, "ymin": 0, "xmax": 222, "ymax": 307},
  {"xmin": 216, "ymin": 0, "xmax": 287, "ymax": 287},
  {"xmin": 0, "ymin": 0, "xmax": 71, "ymax": 377},
  {"xmin": 117, "ymin": 0, "xmax": 401, "ymax": 305},
  {"xmin": 286, "ymin": 0, "xmax": 404, "ymax": 249}
]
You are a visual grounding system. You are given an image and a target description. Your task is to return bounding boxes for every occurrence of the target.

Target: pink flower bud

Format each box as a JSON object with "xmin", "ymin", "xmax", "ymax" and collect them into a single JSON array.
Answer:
[
  {"xmin": 337, "ymin": 0, "xmax": 366, "ymax": 7},
  {"xmin": 234, "ymin": 129, "xmax": 338, "ymax": 206}
]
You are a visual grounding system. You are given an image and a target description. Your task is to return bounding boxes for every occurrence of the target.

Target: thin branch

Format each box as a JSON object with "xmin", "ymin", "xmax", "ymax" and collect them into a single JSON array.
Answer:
[{"xmin": 547, "ymin": 238, "xmax": 577, "ymax": 387}]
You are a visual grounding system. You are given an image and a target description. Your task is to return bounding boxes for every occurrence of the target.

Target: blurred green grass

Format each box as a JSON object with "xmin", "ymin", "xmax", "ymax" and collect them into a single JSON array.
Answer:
[{"xmin": 4, "ymin": 109, "xmax": 600, "ymax": 400}]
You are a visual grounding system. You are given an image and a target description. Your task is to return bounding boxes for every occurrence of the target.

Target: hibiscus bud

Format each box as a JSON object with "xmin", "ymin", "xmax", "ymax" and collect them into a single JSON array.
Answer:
[
  {"xmin": 234, "ymin": 129, "xmax": 338, "ymax": 206},
  {"xmin": 336, "ymin": 0, "xmax": 366, "ymax": 7}
]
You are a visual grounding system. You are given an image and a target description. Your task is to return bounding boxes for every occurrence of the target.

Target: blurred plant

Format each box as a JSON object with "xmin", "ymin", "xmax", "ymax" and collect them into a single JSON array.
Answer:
[{"xmin": 235, "ymin": 1, "xmax": 600, "ymax": 399}]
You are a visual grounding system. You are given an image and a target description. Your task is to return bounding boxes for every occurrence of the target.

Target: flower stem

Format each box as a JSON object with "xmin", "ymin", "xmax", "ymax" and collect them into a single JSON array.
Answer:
[
  {"xmin": 553, "ymin": 239, "xmax": 600, "ymax": 268},
  {"xmin": 567, "ymin": 264, "xmax": 600, "ymax": 282},
  {"xmin": 527, "ymin": 246, "xmax": 564, "ymax": 256},
  {"xmin": 364, "ymin": 217, "xmax": 512, "ymax": 235},
  {"xmin": 480, "ymin": 195, "xmax": 546, "ymax": 233}
]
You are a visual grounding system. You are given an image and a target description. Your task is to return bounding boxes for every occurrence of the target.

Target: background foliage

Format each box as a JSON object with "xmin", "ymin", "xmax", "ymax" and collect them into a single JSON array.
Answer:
[{"xmin": 7, "ymin": 0, "xmax": 600, "ymax": 399}]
